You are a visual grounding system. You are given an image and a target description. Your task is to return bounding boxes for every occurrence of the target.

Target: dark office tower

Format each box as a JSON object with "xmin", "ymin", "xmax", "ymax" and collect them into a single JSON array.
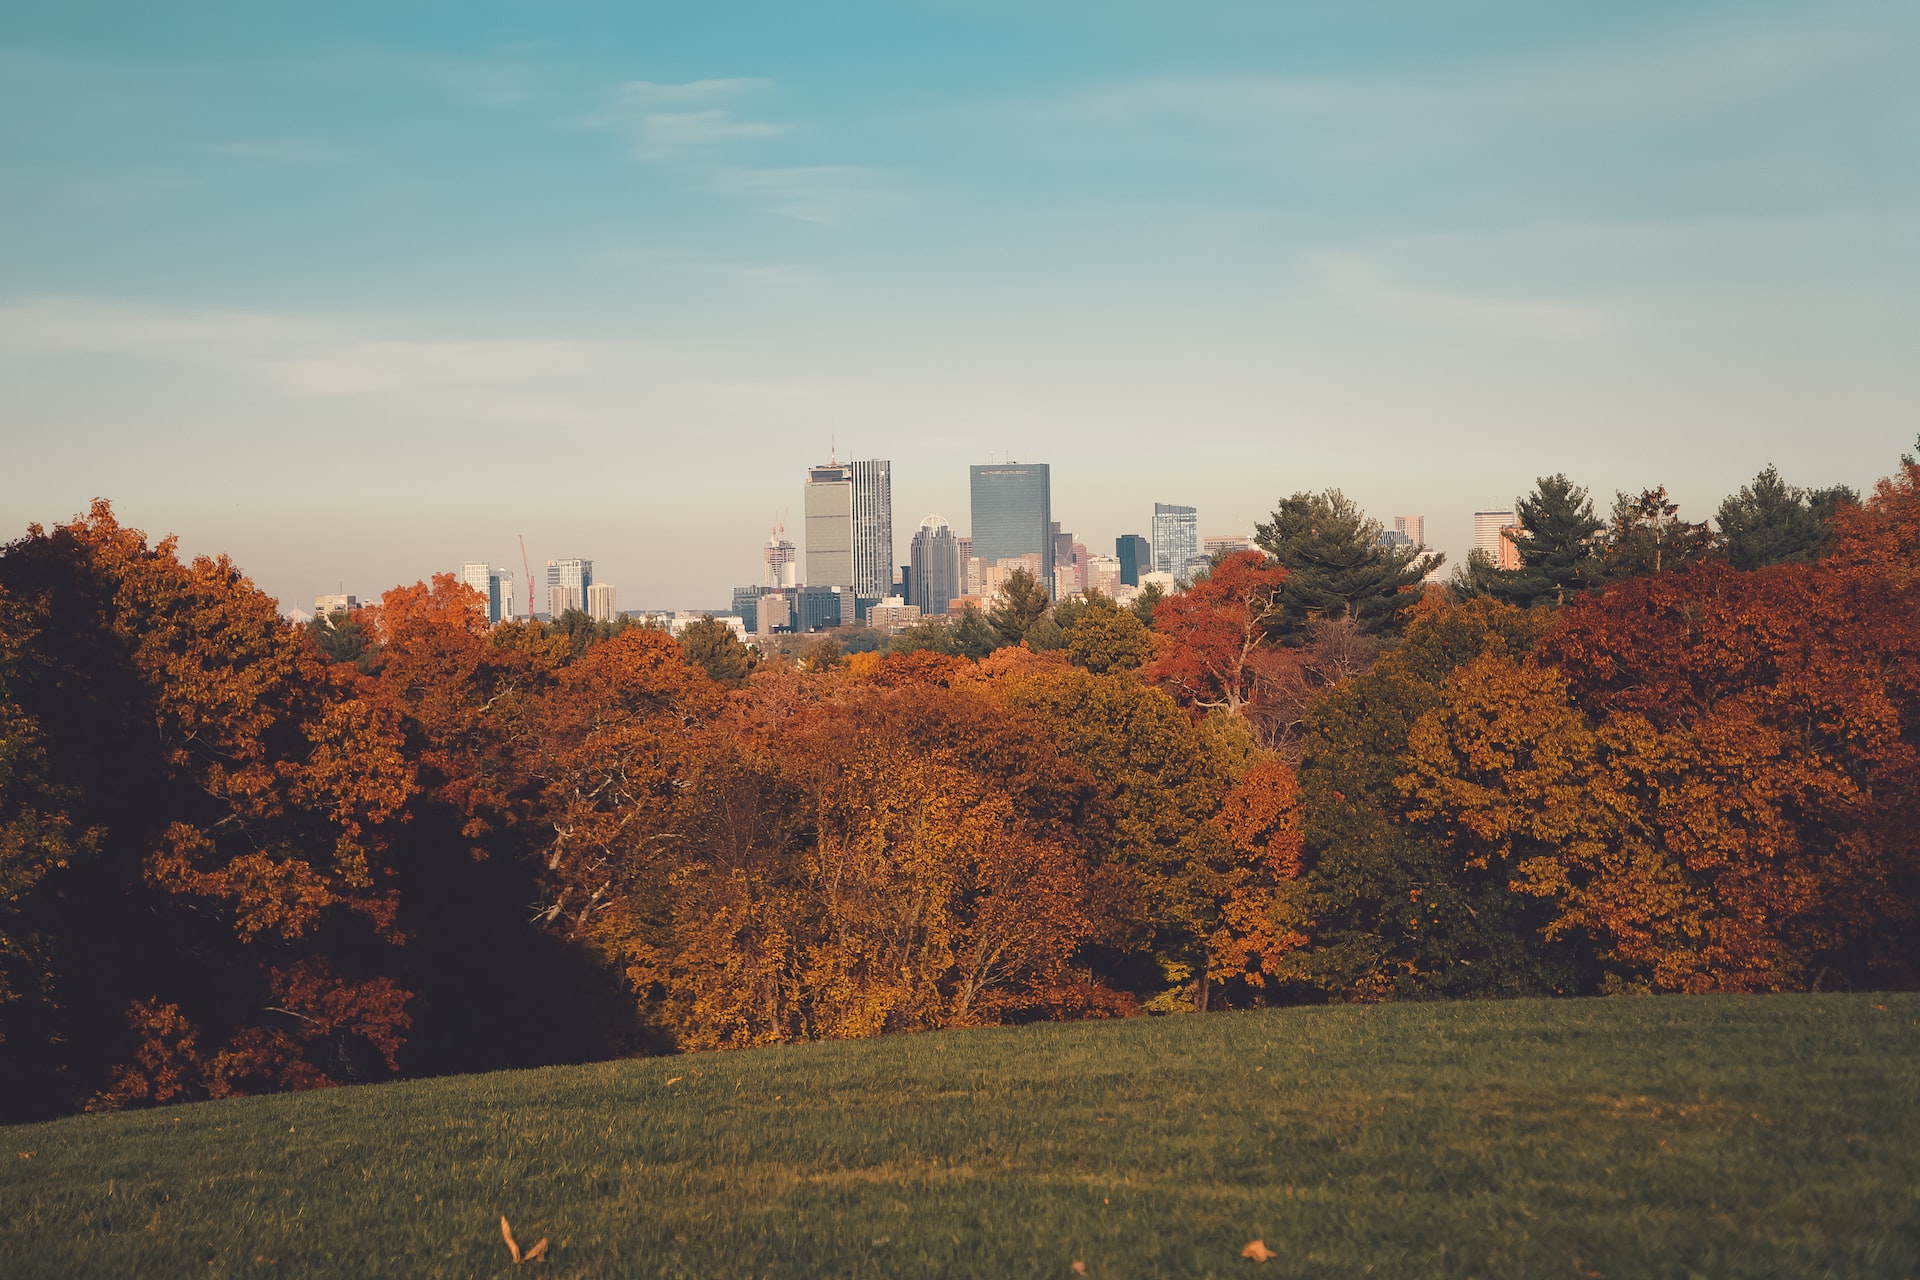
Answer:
[
  {"xmin": 1116, "ymin": 534, "xmax": 1150, "ymax": 586},
  {"xmin": 969, "ymin": 462, "xmax": 1054, "ymax": 595},
  {"xmin": 1051, "ymin": 522, "xmax": 1075, "ymax": 589},
  {"xmin": 851, "ymin": 459, "xmax": 894, "ymax": 601},
  {"xmin": 910, "ymin": 515, "xmax": 962, "ymax": 617}
]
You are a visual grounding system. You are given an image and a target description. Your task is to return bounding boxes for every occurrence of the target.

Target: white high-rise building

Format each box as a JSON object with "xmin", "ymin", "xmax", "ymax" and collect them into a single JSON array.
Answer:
[
  {"xmin": 587, "ymin": 582, "xmax": 617, "ymax": 623},
  {"xmin": 851, "ymin": 459, "xmax": 893, "ymax": 602},
  {"xmin": 1394, "ymin": 515, "xmax": 1427, "ymax": 548},
  {"xmin": 313, "ymin": 593, "xmax": 358, "ymax": 620},
  {"xmin": 1473, "ymin": 511, "xmax": 1517, "ymax": 569},
  {"xmin": 1086, "ymin": 554, "xmax": 1122, "ymax": 597},
  {"xmin": 460, "ymin": 562, "xmax": 512, "ymax": 624},
  {"xmin": 546, "ymin": 558, "xmax": 592, "ymax": 619}
]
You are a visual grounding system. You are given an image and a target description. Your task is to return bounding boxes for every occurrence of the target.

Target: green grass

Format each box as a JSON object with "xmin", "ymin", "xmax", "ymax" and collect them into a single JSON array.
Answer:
[{"xmin": 3, "ymin": 995, "xmax": 1918, "ymax": 1278}]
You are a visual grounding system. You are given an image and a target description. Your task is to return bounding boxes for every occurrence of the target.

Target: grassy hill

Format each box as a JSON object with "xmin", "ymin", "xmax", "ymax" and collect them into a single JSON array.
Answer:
[{"xmin": 2, "ymin": 994, "xmax": 1916, "ymax": 1278}]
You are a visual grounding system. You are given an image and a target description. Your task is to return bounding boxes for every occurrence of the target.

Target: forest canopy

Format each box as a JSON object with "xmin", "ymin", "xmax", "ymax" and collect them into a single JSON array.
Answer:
[{"xmin": 3, "ymin": 446, "xmax": 1915, "ymax": 1121}]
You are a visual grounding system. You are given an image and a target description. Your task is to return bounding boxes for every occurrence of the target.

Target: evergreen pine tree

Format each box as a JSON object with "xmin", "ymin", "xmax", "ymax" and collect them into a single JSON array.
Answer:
[
  {"xmin": 986, "ymin": 567, "xmax": 1051, "ymax": 644},
  {"xmin": 1253, "ymin": 490, "xmax": 1440, "ymax": 636},
  {"xmin": 1715, "ymin": 465, "xmax": 1858, "ymax": 570},
  {"xmin": 1491, "ymin": 475, "xmax": 1603, "ymax": 607}
]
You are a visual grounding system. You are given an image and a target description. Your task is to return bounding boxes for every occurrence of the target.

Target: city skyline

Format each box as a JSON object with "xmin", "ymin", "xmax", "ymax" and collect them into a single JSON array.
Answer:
[{"xmin": 4, "ymin": 3, "xmax": 1913, "ymax": 612}]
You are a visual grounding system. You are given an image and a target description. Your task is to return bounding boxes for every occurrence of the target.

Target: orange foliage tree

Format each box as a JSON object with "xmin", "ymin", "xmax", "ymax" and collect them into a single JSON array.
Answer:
[
  {"xmin": 1146, "ymin": 550, "xmax": 1290, "ymax": 719},
  {"xmin": 0, "ymin": 503, "xmax": 415, "ymax": 1117}
]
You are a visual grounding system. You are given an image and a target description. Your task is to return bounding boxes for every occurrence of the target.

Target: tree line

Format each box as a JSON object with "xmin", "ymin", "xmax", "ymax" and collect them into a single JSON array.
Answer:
[{"xmin": 1, "ymin": 451, "xmax": 1914, "ymax": 1120}]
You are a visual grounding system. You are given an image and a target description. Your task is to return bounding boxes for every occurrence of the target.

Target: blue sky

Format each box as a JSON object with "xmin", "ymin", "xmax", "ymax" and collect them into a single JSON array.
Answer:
[{"xmin": 3, "ymin": 1, "xmax": 1915, "ymax": 610}]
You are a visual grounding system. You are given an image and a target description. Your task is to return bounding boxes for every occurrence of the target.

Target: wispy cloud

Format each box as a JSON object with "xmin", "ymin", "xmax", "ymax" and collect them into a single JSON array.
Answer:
[
  {"xmin": 0, "ymin": 296, "xmax": 631, "ymax": 397},
  {"xmin": 1317, "ymin": 255, "xmax": 1612, "ymax": 341},
  {"xmin": 1001, "ymin": 17, "xmax": 1887, "ymax": 138},
  {"xmin": 710, "ymin": 165, "xmax": 904, "ymax": 225},
  {"xmin": 581, "ymin": 77, "xmax": 900, "ymax": 224},
  {"xmin": 586, "ymin": 78, "xmax": 791, "ymax": 160}
]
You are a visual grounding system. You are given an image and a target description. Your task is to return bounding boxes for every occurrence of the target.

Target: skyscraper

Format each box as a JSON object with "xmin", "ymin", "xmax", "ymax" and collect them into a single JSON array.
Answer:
[
  {"xmin": 546, "ymin": 558, "xmax": 592, "ymax": 619},
  {"xmin": 851, "ymin": 459, "xmax": 893, "ymax": 601},
  {"xmin": 1115, "ymin": 534, "xmax": 1150, "ymax": 586},
  {"xmin": 804, "ymin": 462, "xmax": 854, "ymax": 588},
  {"xmin": 586, "ymin": 582, "xmax": 617, "ymax": 623},
  {"xmin": 1473, "ymin": 511, "xmax": 1515, "ymax": 564},
  {"xmin": 1152, "ymin": 502, "xmax": 1200, "ymax": 583},
  {"xmin": 969, "ymin": 462, "xmax": 1053, "ymax": 596},
  {"xmin": 909, "ymin": 515, "xmax": 961, "ymax": 618},
  {"xmin": 460, "ymin": 562, "xmax": 511, "ymax": 624},
  {"xmin": 1395, "ymin": 515, "xmax": 1427, "ymax": 548}
]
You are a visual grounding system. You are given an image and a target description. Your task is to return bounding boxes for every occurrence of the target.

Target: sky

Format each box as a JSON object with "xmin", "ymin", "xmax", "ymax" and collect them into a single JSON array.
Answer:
[{"xmin": 2, "ymin": 1, "xmax": 1915, "ymax": 611}]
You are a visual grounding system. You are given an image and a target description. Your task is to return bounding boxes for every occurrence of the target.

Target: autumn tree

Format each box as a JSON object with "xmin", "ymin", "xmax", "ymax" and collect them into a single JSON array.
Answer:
[
  {"xmin": 0, "ymin": 504, "xmax": 415, "ymax": 1119},
  {"xmin": 1533, "ymin": 554, "xmax": 1920, "ymax": 990},
  {"xmin": 1291, "ymin": 597, "xmax": 1580, "ymax": 999},
  {"xmin": 1146, "ymin": 550, "xmax": 1289, "ymax": 718}
]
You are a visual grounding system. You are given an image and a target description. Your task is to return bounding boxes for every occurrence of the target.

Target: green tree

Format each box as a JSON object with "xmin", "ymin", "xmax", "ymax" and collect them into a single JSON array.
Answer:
[
  {"xmin": 888, "ymin": 617, "xmax": 963, "ymax": 658},
  {"xmin": 308, "ymin": 610, "xmax": 375, "ymax": 668},
  {"xmin": 1130, "ymin": 581, "xmax": 1166, "ymax": 630},
  {"xmin": 1492, "ymin": 475, "xmax": 1604, "ymax": 607},
  {"xmin": 1292, "ymin": 598, "xmax": 1582, "ymax": 999},
  {"xmin": 993, "ymin": 667, "xmax": 1231, "ymax": 1007},
  {"xmin": 678, "ymin": 616, "xmax": 757, "ymax": 689},
  {"xmin": 986, "ymin": 567, "xmax": 1050, "ymax": 644},
  {"xmin": 1254, "ymin": 490, "xmax": 1439, "ymax": 636},
  {"xmin": 1716, "ymin": 465, "xmax": 1858, "ymax": 571},
  {"xmin": 1597, "ymin": 487, "xmax": 1714, "ymax": 583},
  {"xmin": 1066, "ymin": 595, "xmax": 1156, "ymax": 674},
  {"xmin": 1446, "ymin": 547, "xmax": 1503, "ymax": 598},
  {"xmin": 951, "ymin": 606, "xmax": 1003, "ymax": 660}
]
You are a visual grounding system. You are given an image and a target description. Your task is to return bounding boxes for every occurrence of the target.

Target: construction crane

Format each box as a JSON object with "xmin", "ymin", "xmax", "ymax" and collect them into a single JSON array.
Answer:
[{"xmin": 518, "ymin": 534, "xmax": 535, "ymax": 621}]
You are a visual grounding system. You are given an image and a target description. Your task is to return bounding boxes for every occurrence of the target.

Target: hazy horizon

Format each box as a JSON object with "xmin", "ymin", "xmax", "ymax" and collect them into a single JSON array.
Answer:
[{"xmin": 4, "ymin": 1, "xmax": 1915, "ymax": 612}]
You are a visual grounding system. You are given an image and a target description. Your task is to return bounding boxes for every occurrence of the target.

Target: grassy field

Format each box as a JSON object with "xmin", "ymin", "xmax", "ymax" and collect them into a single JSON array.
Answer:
[{"xmin": 2, "ymin": 994, "xmax": 1917, "ymax": 1278}]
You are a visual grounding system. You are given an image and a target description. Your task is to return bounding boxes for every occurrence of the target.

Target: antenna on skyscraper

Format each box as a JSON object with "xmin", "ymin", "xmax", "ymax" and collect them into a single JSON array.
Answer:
[{"xmin": 517, "ymin": 534, "xmax": 534, "ymax": 621}]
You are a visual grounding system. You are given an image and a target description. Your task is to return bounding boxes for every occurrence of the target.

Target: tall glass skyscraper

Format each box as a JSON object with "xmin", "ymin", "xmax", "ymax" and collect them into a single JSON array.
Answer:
[
  {"xmin": 851, "ymin": 459, "xmax": 893, "ymax": 602},
  {"xmin": 1152, "ymin": 503, "xmax": 1199, "ymax": 583},
  {"xmin": 1115, "ymin": 534, "xmax": 1150, "ymax": 586},
  {"xmin": 969, "ymin": 462, "xmax": 1053, "ymax": 596},
  {"xmin": 909, "ymin": 515, "xmax": 961, "ymax": 617}
]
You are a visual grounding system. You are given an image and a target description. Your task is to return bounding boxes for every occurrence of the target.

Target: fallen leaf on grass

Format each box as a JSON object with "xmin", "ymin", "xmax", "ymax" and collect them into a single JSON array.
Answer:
[
  {"xmin": 501, "ymin": 1216, "xmax": 549, "ymax": 1265},
  {"xmin": 15, "ymin": 1152, "xmax": 32, "ymax": 1160},
  {"xmin": 1071, "ymin": 1261, "xmax": 1087, "ymax": 1274},
  {"xmin": 1242, "ymin": 1240, "xmax": 1275, "ymax": 1261},
  {"xmin": 665, "ymin": 1076, "xmax": 683, "ymax": 1086}
]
